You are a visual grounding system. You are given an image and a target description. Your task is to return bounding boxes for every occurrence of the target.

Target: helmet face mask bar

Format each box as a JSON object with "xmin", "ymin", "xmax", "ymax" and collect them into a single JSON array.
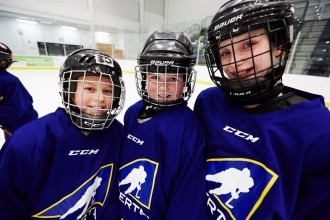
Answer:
[
  {"xmin": 59, "ymin": 49, "xmax": 125, "ymax": 131},
  {"xmin": 136, "ymin": 31, "xmax": 197, "ymax": 108},
  {"xmin": 205, "ymin": 0, "xmax": 294, "ymax": 105},
  {"xmin": 135, "ymin": 63, "xmax": 196, "ymax": 107}
]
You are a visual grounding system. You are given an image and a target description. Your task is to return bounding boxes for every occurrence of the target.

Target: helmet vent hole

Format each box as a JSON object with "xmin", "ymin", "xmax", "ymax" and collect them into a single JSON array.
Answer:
[
  {"xmin": 233, "ymin": 23, "xmax": 240, "ymax": 32},
  {"xmin": 215, "ymin": 31, "xmax": 221, "ymax": 40},
  {"xmin": 79, "ymin": 55, "xmax": 95, "ymax": 64}
]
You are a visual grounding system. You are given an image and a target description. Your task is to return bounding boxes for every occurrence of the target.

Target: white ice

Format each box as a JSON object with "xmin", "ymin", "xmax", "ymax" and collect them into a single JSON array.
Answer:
[
  {"xmin": 0, "ymin": 67, "xmax": 210, "ymax": 147},
  {"xmin": 1, "ymin": 64, "xmax": 329, "ymax": 147}
]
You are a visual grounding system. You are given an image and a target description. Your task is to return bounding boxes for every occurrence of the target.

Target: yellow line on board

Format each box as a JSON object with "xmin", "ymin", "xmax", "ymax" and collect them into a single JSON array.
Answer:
[
  {"xmin": 123, "ymin": 70, "xmax": 135, "ymax": 74},
  {"xmin": 9, "ymin": 66, "xmax": 60, "ymax": 71},
  {"xmin": 196, "ymin": 79, "xmax": 214, "ymax": 86}
]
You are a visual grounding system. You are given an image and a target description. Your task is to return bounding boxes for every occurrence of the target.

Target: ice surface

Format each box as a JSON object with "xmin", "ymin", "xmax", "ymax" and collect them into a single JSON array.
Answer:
[{"xmin": 0, "ymin": 68, "xmax": 210, "ymax": 147}]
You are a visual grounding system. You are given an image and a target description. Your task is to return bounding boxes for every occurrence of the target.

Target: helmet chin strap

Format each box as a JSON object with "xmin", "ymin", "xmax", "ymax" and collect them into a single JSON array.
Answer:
[
  {"xmin": 224, "ymin": 70, "xmax": 284, "ymax": 106},
  {"xmin": 273, "ymin": 46, "xmax": 285, "ymax": 68},
  {"xmin": 273, "ymin": 56, "xmax": 280, "ymax": 67},
  {"xmin": 138, "ymin": 101, "xmax": 165, "ymax": 120},
  {"xmin": 66, "ymin": 100, "xmax": 114, "ymax": 131},
  {"xmin": 72, "ymin": 111, "xmax": 114, "ymax": 131}
]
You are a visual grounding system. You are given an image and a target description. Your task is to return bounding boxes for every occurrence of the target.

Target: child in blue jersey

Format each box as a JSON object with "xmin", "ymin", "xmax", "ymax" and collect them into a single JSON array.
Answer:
[
  {"xmin": 194, "ymin": 0, "xmax": 330, "ymax": 219},
  {"xmin": 119, "ymin": 31, "xmax": 207, "ymax": 220},
  {"xmin": 0, "ymin": 49, "xmax": 126, "ymax": 219},
  {"xmin": 0, "ymin": 42, "xmax": 38, "ymax": 139}
]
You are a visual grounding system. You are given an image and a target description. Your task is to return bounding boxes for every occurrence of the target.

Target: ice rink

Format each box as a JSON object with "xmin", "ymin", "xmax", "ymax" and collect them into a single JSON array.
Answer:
[
  {"xmin": 0, "ymin": 66, "xmax": 210, "ymax": 147},
  {"xmin": 1, "ymin": 63, "xmax": 330, "ymax": 147}
]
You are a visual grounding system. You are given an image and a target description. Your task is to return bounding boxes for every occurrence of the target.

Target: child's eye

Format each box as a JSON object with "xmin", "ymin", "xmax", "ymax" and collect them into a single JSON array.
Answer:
[
  {"xmin": 169, "ymin": 77, "xmax": 180, "ymax": 82},
  {"xmin": 84, "ymin": 87, "xmax": 95, "ymax": 92},
  {"xmin": 148, "ymin": 75, "xmax": 158, "ymax": 81},
  {"xmin": 104, "ymin": 89, "xmax": 113, "ymax": 94},
  {"xmin": 220, "ymin": 50, "xmax": 230, "ymax": 57},
  {"xmin": 243, "ymin": 42, "xmax": 253, "ymax": 49}
]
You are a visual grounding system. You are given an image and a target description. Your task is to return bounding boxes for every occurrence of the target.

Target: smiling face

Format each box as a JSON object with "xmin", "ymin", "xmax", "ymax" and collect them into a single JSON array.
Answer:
[
  {"xmin": 218, "ymin": 28, "xmax": 282, "ymax": 80},
  {"xmin": 146, "ymin": 72, "xmax": 184, "ymax": 103},
  {"xmin": 73, "ymin": 75, "xmax": 114, "ymax": 116}
]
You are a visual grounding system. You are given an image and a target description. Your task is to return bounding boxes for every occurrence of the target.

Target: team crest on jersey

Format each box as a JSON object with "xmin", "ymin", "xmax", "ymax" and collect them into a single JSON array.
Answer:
[
  {"xmin": 206, "ymin": 158, "xmax": 278, "ymax": 219},
  {"xmin": 119, "ymin": 159, "xmax": 158, "ymax": 209},
  {"xmin": 32, "ymin": 164, "xmax": 114, "ymax": 219}
]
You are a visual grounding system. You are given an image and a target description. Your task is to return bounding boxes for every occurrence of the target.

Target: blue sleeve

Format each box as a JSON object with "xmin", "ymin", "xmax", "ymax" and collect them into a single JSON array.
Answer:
[
  {"xmin": 0, "ymin": 135, "xmax": 37, "ymax": 219},
  {"xmin": 0, "ymin": 73, "xmax": 38, "ymax": 132},
  {"xmin": 193, "ymin": 92, "xmax": 202, "ymax": 118},
  {"xmin": 166, "ymin": 114, "xmax": 208, "ymax": 220},
  {"xmin": 0, "ymin": 74, "xmax": 33, "ymax": 120},
  {"xmin": 292, "ymin": 116, "xmax": 330, "ymax": 219}
]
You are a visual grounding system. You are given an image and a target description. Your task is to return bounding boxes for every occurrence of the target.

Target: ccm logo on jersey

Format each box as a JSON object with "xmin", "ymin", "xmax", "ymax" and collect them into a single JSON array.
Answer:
[
  {"xmin": 69, "ymin": 149, "xmax": 100, "ymax": 156},
  {"xmin": 127, "ymin": 134, "xmax": 144, "ymax": 145},
  {"xmin": 223, "ymin": 125, "xmax": 259, "ymax": 143}
]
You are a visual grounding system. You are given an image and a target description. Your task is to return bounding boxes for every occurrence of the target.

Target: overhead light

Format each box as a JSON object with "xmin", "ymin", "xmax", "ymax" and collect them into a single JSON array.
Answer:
[
  {"xmin": 326, "ymin": 41, "xmax": 330, "ymax": 44},
  {"xmin": 97, "ymin": 31, "xmax": 110, "ymax": 35},
  {"xmin": 41, "ymin": 21, "xmax": 52, "ymax": 24},
  {"xmin": 16, "ymin": 19, "xmax": 38, "ymax": 24},
  {"xmin": 61, "ymin": 26, "xmax": 77, "ymax": 30},
  {"xmin": 18, "ymin": 16, "xmax": 29, "ymax": 20}
]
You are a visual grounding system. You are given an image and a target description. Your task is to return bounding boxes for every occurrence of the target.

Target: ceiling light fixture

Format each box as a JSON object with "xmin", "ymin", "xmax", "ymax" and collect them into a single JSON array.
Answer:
[
  {"xmin": 41, "ymin": 21, "xmax": 52, "ymax": 24},
  {"xmin": 97, "ymin": 31, "xmax": 110, "ymax": 35},
  {"xmin": 61, "ymin": 26, "xmax": 77, "ymax": 30},
  {"xmin": 16, "ymin": 19, "xmax": 38, "ymax": 24}
]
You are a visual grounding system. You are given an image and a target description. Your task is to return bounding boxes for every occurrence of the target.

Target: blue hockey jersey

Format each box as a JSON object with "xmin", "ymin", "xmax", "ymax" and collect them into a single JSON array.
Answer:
[
  {"xmin": 119, "ymin": 100, "xmax": 207, "ymax": 220},
  {"xmin": 0, "ymin": 108, "xmax": 123, "ymax": 220},
  {"xmin": 194, "ymin": 86, "xmax": 330, "ymax": 219},
  {"xmin": 0, "ymin": 69, "xmax": 38, "ymax": 133}
]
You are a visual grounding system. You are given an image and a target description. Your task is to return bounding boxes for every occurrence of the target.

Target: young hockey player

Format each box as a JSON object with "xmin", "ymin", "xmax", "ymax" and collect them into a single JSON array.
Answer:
[
  {"xmin": 118, "ymin": 31, "xmax": 207, "ymax": 219},
  {"xmin": 0, "ymin": 49, "xmax": 126, "ymax": 219},
  {"xmin": 194, "ymin": 0, "xmax": 330, "ymax": 219},
  {"xmin": 0, "ymin": 42, "xmax": 38, "ymax": 139}
]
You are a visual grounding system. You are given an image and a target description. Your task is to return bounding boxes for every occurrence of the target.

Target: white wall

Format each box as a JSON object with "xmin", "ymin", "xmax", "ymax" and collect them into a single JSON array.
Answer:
[
  {"xmin": 166, "ymin": 0, "xmax": 225, "ymax": 25},
  {"xmin": 0, "ymin": 18, "xmax": 129, "ymax": 56},
  {"xmin": 0, "ymin": 0, "xmax": 91, "ymax": 25},
  {"xmin": 0, "ymin": 0, "xmax": 167, "ymax": 57},
  {"xmin": 0, "ymin": 0, "xmax": 142, "ymax": 29},
  {"xmin": 0, "ymin": 0, "xmax": 226, "ymax": 29},
  {"xmin": 0, "ymin": 19, "xmax": 93, "ymax": 55}
]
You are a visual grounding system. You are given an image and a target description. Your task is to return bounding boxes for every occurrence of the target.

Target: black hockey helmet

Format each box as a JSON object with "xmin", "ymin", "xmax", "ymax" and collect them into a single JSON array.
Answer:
[
  {"xmin": 0, "ymin": 42, "xmax": 14, "ymax": 70},
  {"xmin": 59, "ymin": 48, "xmax": 125, "ymax": 131},
  {"xmin": 205, "ymin": 0, "xmax": 295, "ymax": 105},
  {"xmin": 136, "ymin": 31, "xmax": 197, "ymax": 107}
]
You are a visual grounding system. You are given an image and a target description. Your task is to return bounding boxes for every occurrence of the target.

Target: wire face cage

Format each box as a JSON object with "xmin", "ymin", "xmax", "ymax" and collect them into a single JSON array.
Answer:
[
  {"xmin": 60, "ymin": 69, "xmax": 125, "ymax": 130},
  {"xmin": 135, "ymin": 63, "xmax": 196, "ymax": 107}
]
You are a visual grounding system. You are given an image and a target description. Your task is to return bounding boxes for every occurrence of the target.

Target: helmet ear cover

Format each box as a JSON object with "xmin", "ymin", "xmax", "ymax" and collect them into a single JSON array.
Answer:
[
  {"xmin": 0, "ymin": 42, "xmax": 14, "ymax": 69},
  {"xmin": 0, "ymin": 58, "xmax": 9, "ymax": 69}
]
